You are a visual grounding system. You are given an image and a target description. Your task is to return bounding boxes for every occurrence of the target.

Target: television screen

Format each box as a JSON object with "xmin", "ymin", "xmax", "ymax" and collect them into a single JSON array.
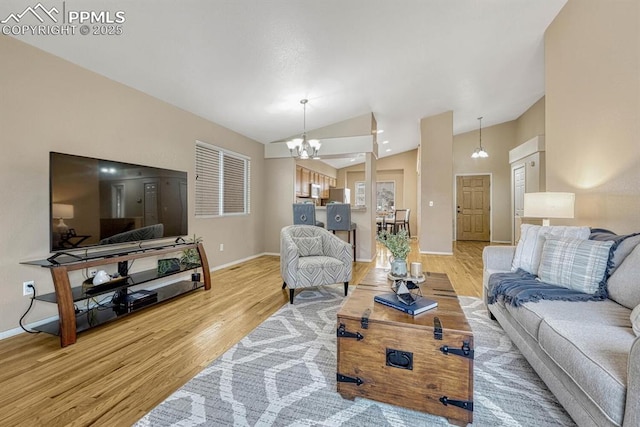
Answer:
[{"xmin": 50, "ymin": 152, "xmax": 188, "ymax": 252}]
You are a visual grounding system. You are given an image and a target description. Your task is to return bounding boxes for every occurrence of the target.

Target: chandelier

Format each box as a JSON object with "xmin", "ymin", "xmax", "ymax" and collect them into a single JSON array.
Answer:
[
  {"xmin": 286, "ymin": 99, "xmax": 321, "ymax": 159},
  {"xmin": 471, "ymin": 116, "xmax": 489, "ymax": 158}
]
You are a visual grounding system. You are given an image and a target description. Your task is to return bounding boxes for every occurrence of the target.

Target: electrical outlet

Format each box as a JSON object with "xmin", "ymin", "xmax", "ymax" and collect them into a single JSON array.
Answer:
[
  {"xmin": 89, "ymin": 269, "xmax": 98, "ymax": 277},
  {"xmin": 219, "ymin": 243, "xmax": 224, "ymax": 251},
  {"xmin": 23, "ymin": 281, "xmax": 34, "ymax": 297}
]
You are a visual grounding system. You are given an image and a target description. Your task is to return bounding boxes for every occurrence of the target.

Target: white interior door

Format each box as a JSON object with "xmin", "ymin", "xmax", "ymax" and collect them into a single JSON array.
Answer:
[{"xmin": 513, "ymin": 164, "xmax": 525, "ymax": 243}]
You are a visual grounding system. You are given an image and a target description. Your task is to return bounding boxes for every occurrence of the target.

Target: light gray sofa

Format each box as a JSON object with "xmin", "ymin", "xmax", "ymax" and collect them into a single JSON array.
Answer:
[{"xmin": 483, "ymin": 228, "xmax": 640, "ymax": 427}]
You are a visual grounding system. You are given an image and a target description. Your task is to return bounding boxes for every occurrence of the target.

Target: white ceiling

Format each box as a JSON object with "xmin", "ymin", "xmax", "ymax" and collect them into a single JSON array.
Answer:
[{"xmin": 4, "ymin": 0, "xmax": 566, "ymax": 168}]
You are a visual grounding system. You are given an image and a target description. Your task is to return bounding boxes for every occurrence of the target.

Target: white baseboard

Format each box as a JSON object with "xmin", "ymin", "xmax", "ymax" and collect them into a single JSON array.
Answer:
[
  {"xmin": 491, "ymin": 240, "xmax": 512, "ymax": 244},
  {"xmin": 419, "ymin": 251, "xmax": 454, "ymax": 255},
  {"xmin": 211, "ymin": 252, "xmax": 276, "ymax": 271},
  {"xmin": 0, "ymin": 315, "xmax": 59, "ymax": 341}
]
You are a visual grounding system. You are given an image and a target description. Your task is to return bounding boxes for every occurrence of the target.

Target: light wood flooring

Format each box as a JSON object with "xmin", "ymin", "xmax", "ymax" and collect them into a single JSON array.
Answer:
[{"xmin": 0, "ymin": 240, "xmax": 492, "ymax": 426}]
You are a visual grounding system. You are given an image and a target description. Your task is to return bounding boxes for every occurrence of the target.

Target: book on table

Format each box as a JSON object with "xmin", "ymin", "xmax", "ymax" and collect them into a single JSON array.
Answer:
[{"xmin": 374, "ymin": 292, "xmax": 438, "ymax": 316}]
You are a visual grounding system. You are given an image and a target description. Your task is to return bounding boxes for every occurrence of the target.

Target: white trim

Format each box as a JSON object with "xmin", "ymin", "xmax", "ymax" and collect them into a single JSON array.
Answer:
[
  {"xmin": 419, "ymin": 250, "xmax": 454, "ymax": 255},
  {"xmin": 355, "ymin": 256, "xmax": 375, "ymax": 263},
  {"xmin": 210, "ymin": 253, "xmax": 270, "ymax": 271},
  {"xmin": 491, "ymin": 240, "xmax": 512, "ymax": 244},
  {"xmin": 0, "ymin": 315, "xmax": 59, "ymax": 341},
  {"xmin": 508, "ymin": 135, "xmax": 545, "ymax": 163},
  {"xmin": 453, "ymin": 173, "xmax": 493, "ymax": 242}
]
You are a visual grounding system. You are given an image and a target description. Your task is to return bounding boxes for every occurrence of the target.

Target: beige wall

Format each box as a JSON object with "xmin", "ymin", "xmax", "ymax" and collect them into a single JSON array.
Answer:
[
  {"xmin": 263, "ymin": 158, "xmax": 296, "ymax": 253},
  {"xmin": 453, "ymin": 121, "xmax": 518, "ymax": 242},
  {"xmin": 545, "ymin": 0, "xmax": 640, "ymax": 233},
  {"xmin": 420, "ymin": 111, "xmax": 454, "ymax": 254},
  {"xmin": 515, "ymin": 97, "xmax": 546, "ymax": 145},
  {"xmin": 0, "ymin": 37, "xmax": 266, "ymax": 335}
]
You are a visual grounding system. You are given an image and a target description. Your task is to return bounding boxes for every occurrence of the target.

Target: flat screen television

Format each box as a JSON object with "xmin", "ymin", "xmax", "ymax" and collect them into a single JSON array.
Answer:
[{"xmin": 50, "ymin": 152, "xmax": 188, "ymax": 252}]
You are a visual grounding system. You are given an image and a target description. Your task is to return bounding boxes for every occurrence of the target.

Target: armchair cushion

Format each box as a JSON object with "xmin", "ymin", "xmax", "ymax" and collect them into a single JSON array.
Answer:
[{"xmin": 293, "ymin": 236, "xmax": 323, "ymax": 257}]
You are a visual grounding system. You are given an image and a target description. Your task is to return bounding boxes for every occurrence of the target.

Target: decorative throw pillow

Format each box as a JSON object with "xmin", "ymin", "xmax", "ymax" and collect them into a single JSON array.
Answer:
[
  {"xmin": 538, "ymin": 237, "xmax": 613, "ymax": 295},
  {"xmin": 589, "ymin": 229, "xmax": 640, "ymax": 276},
  {"xmin": 293, "ymin": 236, "xmax": 323, "ymax": 257},
  {"xmin": 632, "ymin": 305, "xmax": 640, "ymax": 337},
  {"xmin": 607, "ymin": 243, "xmax": 640, "ymax": 309},
  {"xmin": 512, "ymin": 224, "xmax": 591, "ymax": 275}
]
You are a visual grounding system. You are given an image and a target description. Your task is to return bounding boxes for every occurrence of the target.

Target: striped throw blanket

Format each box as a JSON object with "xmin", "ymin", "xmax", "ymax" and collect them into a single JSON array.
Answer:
[{"xmin": 487, "ymin": 269, "xmax": 607, "ymax": 307}]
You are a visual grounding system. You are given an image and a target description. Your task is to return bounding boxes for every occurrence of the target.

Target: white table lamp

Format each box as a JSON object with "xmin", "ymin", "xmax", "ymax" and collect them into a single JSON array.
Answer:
[
  {"xmin": 523, "ymin": 192, "xmax": 575, "ymax": 226},
  {"xmin": 52, "ymin": 203, "xmax": 74, "ymax": 234}
]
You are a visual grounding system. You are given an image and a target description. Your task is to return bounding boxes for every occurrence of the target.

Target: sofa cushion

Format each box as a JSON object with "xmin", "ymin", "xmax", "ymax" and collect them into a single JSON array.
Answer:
[
  {"xmin": 538, "ymin": 237, "xmax": 613, "ymax": 295},
  {"xmin": 293, "ymin": 236, "xmax": 323, "ymax": 257},
  {"xmin": 512, "ymin": 225, "xmax": 590, "ymax": 275},
  {"xmin": 607, "ymin": 243, "xmax": 640, "ymax": 309},
  {"xmin": 632, "ymin": 305, "xmax": 640, "ymax": 337},
  {"xmin": 506, "ymin": 299, "xmax": 632, "ymax": 342},
  {"xmin": 590, "ymin": 229, "xmax": 640, "ymax": 276},
  {"xmin": 538, "ymin": 319, "xmax": 635, "ymax": 426}
]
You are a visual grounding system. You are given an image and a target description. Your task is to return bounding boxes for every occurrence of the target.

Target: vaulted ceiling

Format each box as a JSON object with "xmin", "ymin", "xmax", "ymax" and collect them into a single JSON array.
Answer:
[{"xmin": 4, "ymin": 0, "xmax": 566, "ymax": 167}]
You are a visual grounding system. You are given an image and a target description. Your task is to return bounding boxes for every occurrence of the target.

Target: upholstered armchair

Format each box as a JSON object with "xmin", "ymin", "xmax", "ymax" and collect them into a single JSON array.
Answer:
[{"xmin": 280, "ymin": 225, "xmax": 353, "ymax": 304}]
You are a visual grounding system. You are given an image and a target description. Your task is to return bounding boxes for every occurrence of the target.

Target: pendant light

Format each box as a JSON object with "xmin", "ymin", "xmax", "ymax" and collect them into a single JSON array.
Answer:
[
  {"xmin": 471, "ymin": 116, "xmax": 489, "ymax": 158},
  {"xmin": 286, "ymin": 99, "xmax": 321, "ymax": 160}
]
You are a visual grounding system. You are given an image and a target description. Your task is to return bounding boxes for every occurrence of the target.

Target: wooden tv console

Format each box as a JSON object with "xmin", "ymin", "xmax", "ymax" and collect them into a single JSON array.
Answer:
[{"xmin": 23, "ymin": 242, "xmax": 211, "ymax": 347}]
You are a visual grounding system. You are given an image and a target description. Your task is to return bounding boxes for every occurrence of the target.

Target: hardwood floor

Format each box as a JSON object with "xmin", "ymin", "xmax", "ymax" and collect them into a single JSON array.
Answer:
[{"xmin": 0, "ymin": 241, "xmax": 492, "ymax": 426}]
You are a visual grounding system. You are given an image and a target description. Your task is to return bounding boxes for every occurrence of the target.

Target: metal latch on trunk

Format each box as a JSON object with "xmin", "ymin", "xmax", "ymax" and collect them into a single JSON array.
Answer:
[
  {"xmin": 440, "ymin": 341, "xmax": 474, "ymax": 359},
  {"xmin": 361, "ymin": 308, "xmax": 371, "ymax": 329},
  {"xmin": 337, "ymin": 373, "xmax": 363, "ymax": 386},
  {"xmin": 433, "ymin": 317, "xmax": 443, "ymax": 340},
  {"xmin": 337, "ymin": 323, "xmax": 364, "ymax": 340},
  {"xmin": 439, "ymin": 396, "xmax": 473, "ymax": 412}
]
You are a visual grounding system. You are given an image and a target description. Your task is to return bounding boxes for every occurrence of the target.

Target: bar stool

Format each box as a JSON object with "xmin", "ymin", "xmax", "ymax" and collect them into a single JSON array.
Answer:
[
  {"xmin": 292, "ymin": 203, "xmax": 324, "ymax": 227},
  {"xmin": 327, "ymin": 203, "xmax": 356, "ymax": 261}
]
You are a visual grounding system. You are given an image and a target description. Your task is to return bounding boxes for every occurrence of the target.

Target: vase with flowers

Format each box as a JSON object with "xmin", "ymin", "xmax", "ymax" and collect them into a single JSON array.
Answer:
[
  {"xmin": 376, "ymin": 229, "xmax": 411, "ymax": 277},
  {"xmin": 180, "ymin": 234, "xmax": 203, "ymax": 269}
]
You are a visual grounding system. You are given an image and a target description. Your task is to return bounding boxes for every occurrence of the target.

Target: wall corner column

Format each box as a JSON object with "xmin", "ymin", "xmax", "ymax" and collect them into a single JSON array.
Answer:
[{"xmin": 419, "ymin": 111, "xmax": 454, "ymax": 254}]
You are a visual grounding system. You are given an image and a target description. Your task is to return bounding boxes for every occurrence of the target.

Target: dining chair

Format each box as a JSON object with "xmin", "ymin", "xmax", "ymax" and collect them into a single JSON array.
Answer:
[{"xmin": 386, "ymin": 208, "xmax": 410, "ymax": 237}]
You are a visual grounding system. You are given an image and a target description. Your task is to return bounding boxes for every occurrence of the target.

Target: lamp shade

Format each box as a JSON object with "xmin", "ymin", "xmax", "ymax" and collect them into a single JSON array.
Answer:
[
  {"xmin": 523, "ymin": 192, "xmax": 575, "ymax": 220},
  {"xmin": 52, "ymin": 203, "xmax": 74, "ymax": 219}
]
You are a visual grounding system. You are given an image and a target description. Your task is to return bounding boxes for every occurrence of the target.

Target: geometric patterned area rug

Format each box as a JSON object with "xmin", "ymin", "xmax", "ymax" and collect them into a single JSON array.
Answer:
[{"xmin": 135, "ymin": 285, "xmax": 576, "ymax": 426}]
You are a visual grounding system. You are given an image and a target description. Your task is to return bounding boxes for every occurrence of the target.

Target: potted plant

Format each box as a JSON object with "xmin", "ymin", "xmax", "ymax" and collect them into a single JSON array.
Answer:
[
  {"xmin": 376, "ymin": 229, "xmax": 411, "ymax": 277},
  {"xmin": 180, "ymin": 235, "xmax": 202, "ymax": 270}
]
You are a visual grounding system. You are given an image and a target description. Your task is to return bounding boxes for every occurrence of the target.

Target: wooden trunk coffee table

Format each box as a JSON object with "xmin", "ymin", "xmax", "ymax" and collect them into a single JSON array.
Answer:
[{"xmin": 336, "ymin": 269, "xmax": 474, "ymax": 426}]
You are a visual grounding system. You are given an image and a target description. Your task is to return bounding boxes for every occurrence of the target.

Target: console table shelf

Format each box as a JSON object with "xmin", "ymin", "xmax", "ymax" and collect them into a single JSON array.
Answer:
[
  {"xmin": 33, "ymin": 280, "xmax": 205, "ymax": 336},
  {"xmin": 34, "ymin": 264, "xmax": 203, "ymax": 303},
  {"xmin": 23, "ymin": 242, "xmax": 211, "ymax": 347}
]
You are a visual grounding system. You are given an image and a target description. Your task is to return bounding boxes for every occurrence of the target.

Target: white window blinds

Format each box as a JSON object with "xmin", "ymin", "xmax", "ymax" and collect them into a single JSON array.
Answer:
[{"xmin": 195, "ymin": 141, "xmax": 250, "ymax": 217}]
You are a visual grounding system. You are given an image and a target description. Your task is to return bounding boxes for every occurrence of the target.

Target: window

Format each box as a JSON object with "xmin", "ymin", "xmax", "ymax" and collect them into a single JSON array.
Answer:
[
  {"xmin": 376, "ymin": 181, "xmax": 395, "ymax": 212},
  {"xmin": 195, "ymin": 141, "xmax": 250, "ymax": 217},
  {"xmin": 354, "ymin": 180, "xmax": 396, "ymax": 212},
  {"xmin": 354, "ymin": 182, "xmax": 366, "ymax": 207}
]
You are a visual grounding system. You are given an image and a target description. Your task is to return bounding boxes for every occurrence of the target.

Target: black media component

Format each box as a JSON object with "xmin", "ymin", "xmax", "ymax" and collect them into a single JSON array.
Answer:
[{"xmin": 118, "ymin": 261, "xmax": 129, "ymax": 277}]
